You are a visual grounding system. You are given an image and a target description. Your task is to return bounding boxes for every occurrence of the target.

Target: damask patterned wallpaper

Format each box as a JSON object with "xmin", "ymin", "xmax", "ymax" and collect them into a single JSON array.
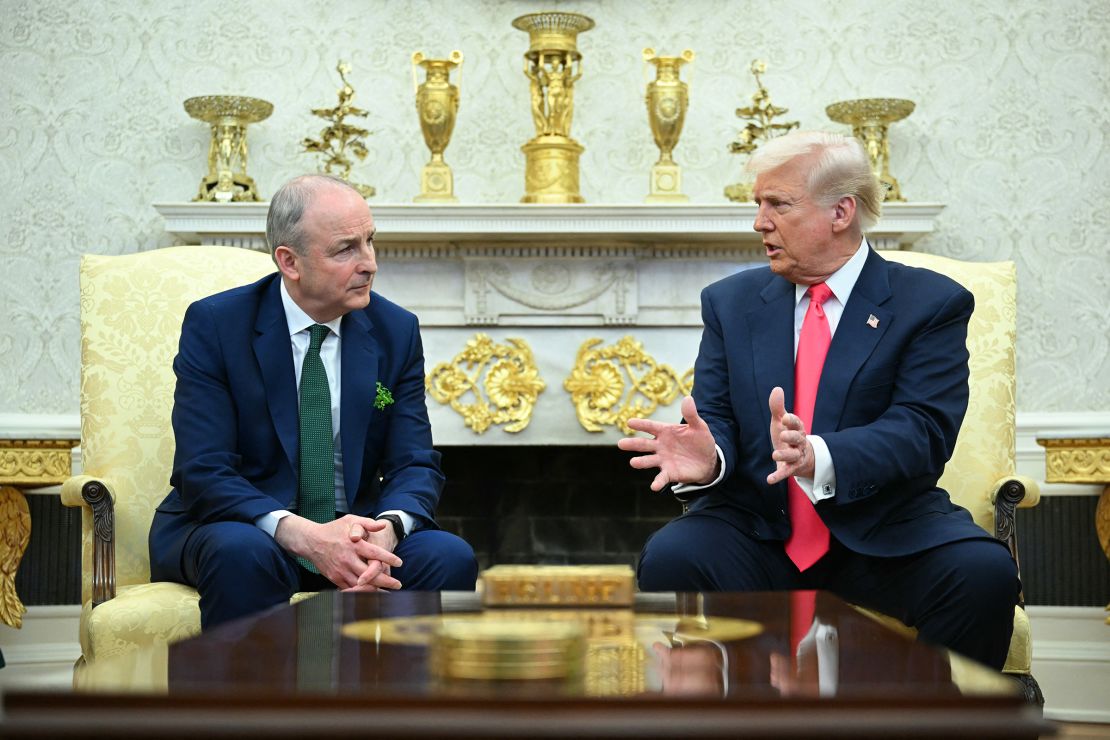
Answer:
[{"xmin": 0, "ymin": 0, "xmax": 1107, "ymax": 414}]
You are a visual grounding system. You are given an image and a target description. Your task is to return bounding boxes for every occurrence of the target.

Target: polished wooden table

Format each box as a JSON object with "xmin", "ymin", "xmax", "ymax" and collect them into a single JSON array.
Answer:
[{"xmin": 3, "ymin": 590, "xmax": 1048, "ymax": 738}]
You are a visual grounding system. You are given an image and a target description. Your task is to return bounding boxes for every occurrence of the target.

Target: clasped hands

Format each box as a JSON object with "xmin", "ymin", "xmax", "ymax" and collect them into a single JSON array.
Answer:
[
  {"xmin": 275, "ymin": 514, "xmax": 402, "ymax": 592},
  {"xmin": 617, "ymin": 387, "xmax": 815, "ymax": 488}
]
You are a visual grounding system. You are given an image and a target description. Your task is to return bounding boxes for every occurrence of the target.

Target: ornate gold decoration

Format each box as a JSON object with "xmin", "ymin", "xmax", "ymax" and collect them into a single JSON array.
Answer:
[
  {"xmin": 564, "ymin": 336, "xmax": 692, "ymax": 434},
  {"xmin": 513, "ymin": 11, "xmax": 595, "ymax": 203},
  {"xmin": 1037, "ymin": 436, "xmax": 1110, "ymax": 624},
  {"xmin": 724, "ymin": 60, "xmax": 799, "ymax": 203},
  {"xmin": 430, "ymin": 619, "xmax": 586, "ymax": 682},
  {"xmin": 643, "ymin": 48, "xmax": 694, "ymax": 203},
  {"xmin": 342, "ymin": 609, "xmax": 762, "ymax": 696},
  {"xmin": 0, "ymin": 486, "xmax": 30, "ymax": 628},
  {"xmin": 826, "ymin": 97, "xmax": 915, "ymax": 202},
  {"xmin": 302, "ymin": 61, "xmax": 375, "ymax": 198},
  {"xmin": 1039, "ymin": 437, "xmax": 1110, "ymax": 483},
  {"xmin": 0, "ymin": 438, "xmax": 78, "ymax": 628},
  {"xmin": 481, "ymin": 565, "xmax": 635, "ymax": 607},
  {"xmin": 426, "ymin": 333, "xmax": 546, "ymax": 434},
  {"xmin": 184, "ymin": 95, "xmax": 272, "ymax": 203},
  {"xmin": 412, "ymin": 51, "xmax": 463, "ymax": 203}
]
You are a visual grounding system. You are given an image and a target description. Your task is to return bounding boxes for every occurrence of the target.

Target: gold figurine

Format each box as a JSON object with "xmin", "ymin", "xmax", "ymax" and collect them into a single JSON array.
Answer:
[
  {"xmin": 412, "ymin": 51, "xmax": 463, "ymax": 202},
  {"xmin": 512, "ymin": 11, "xmax": 595, "ymax": 203},
  {"xmin": 643, "ymin": 48, "xmax": 694, "ymax": 203},
  {"xmin": 184, "ymin": 95, "xmax": 273, "ymax": 202},
  {"xmin": 302, "ymin": 61, "xmax": 375, "ymax": 198},
  {"xmin": 724, "ymin": 61, "xmax": 799, "ymax": 202},
  {"xmin": 825, "ymin": 98, "xmax": 915, "ymax": 201}
]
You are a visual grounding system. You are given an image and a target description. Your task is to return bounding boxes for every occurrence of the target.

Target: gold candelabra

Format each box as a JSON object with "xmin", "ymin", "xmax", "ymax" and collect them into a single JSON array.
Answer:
[
  {"xmin": 643, "ymin": 48, "xmax": 694, "ymax": 203},
  {"xmin": 184, "ymin": 95, "xmax": 272, "ymax": 203},
  {"xmin": 512, "ymin": 11, "xmax": 595, "ymax": 204},
  {"xmin": 724, "ymin": 60, "xmax": 798, "ymax": 203},
  {"xmin": 825, "ymin": 97, "xmax": 915, "ymax": 201},
  {"xmin": 412, "ymin": 51, "xmax": 463, "ymax": 202},
  {"xmin": 302, "ymin": 61, "xmax": 375, "ymax": 198}
]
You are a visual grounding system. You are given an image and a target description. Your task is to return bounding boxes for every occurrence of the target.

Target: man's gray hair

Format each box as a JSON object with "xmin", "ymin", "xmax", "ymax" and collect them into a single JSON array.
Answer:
[
  {"xmin": 746, "ymin": 130, "xmax": 883, "ymax": 230},
  {"xmin": 265, "ymin": 174, "xmax": 363, "ymax": 258}
]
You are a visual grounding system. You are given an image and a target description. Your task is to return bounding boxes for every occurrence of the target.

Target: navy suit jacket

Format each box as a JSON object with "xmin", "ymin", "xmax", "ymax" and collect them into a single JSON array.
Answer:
[
  {"xmin": 150, "ymin": 272, "xmax": 443, "ymax": 574},
  {"xmin": 686, "ymin": 248, "xmax": 989, "ymax": 557}
]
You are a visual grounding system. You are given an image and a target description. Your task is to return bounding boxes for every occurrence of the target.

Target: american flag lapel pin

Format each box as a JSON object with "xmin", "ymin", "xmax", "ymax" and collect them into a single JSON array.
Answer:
[{"xmin": 867, "ymin": 314, "xmax": 879, "ymax": 328}]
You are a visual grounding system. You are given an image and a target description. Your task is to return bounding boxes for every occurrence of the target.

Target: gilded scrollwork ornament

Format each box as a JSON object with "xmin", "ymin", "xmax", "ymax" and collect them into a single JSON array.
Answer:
[
  {"xmin": 426, "ymin": 334, "xmax": 546, "ymax": 434},
  {"xmin": 564, "ymin": 336, "xmax": 692, "ymax": 434}
]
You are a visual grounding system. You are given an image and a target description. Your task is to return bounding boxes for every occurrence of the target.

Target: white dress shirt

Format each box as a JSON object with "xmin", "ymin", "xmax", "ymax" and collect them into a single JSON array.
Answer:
[
  {"xmin": 674, "ymin": 239, "xmax": 870, "ymax": 504},
  {"xmin": 253, "ymin": 279, "xmax": 413, "ymax": 538}
]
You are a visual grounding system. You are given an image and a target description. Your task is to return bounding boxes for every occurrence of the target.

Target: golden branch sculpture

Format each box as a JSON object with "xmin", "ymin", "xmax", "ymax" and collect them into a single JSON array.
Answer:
[{"xmin": 302, "ymin": 61, "xmax": 375, "ymax": 197}]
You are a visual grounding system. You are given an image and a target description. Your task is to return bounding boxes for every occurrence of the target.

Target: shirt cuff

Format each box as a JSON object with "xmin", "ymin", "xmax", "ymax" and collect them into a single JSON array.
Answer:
[
  {"xmin": 672, "ymin": 444, "xmax": 727, "ymax": 495},
  {"xmin": 254, "ymin": 510, "xmax": 292, "ymax": 538},
  {"xmin": 378, "ymin": 509, "xmax": 414, "ymax": 537},
  {"xmin": 793, "ymin": 434, "xmax": 836, "ymax": 504}
]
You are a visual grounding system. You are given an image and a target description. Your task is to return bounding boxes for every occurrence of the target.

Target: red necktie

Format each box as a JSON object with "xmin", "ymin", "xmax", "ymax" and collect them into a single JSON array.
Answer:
[{"xmin": 784, "ymin": 282, "xmax": 833, "ymax": 571}]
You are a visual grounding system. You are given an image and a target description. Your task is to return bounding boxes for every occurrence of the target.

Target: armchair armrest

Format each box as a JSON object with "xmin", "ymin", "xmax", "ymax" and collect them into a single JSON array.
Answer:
[
  {"xmin": 60, "ymin": 474, "xmax": 117, "ymax": 607},
  {"xmin": 990, "ymin": 474, "xmax": 1040, "ymax": 607}
]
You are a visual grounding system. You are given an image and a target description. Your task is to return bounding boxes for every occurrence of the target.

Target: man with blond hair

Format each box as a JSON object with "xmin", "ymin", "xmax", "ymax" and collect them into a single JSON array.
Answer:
[{"xmin": 620, "ymin": 131, "xmax": 1019, "ymax": 670}]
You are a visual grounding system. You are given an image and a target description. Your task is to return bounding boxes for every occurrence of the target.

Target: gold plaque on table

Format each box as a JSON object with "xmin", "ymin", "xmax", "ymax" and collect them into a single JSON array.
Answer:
[{"xmin": 481, "ymin": 564, "xmax": 634, "ymax": 607}]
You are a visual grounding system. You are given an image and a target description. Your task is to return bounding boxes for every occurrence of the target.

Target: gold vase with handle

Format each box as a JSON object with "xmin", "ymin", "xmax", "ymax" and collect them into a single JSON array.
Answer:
[
  {"xmin": 643, "ymin": 48, "xmax": 694, "ymax": 203},
  {"xmin": 412, "ymin": 51, "xmax": 463, "ymax": 202}
]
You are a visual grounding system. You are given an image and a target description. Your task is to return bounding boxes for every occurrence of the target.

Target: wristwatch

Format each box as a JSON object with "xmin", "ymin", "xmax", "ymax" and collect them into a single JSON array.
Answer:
[{"xmin": 376, "ymin": 514, "xmax": 407, "ymax": 542}]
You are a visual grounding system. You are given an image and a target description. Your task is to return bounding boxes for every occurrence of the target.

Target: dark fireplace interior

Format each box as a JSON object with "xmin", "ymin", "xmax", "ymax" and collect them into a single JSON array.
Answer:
[{"xmin": 435, "ymin": 445, "xmax": 683, "ymax": 571}]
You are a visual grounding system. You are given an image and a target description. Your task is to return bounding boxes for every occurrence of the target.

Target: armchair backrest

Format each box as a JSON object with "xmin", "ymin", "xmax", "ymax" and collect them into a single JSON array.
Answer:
[
  {"xmin": 879, "ymin": 251, "xmax": 1017, "ymax": 534},
  {"xmin": 78, "ymin": 246, "xmax": 276, "ymax": 602}
]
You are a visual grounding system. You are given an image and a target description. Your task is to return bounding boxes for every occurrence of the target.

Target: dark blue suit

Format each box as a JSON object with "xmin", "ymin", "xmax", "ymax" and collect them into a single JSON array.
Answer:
[
  {"xmin": 639, "ymin": 248, "xmax": 1019, "ymax": 668},
  {"xmin": 150, "ymin": 273, "xmax": 476, "ymax": 627}
]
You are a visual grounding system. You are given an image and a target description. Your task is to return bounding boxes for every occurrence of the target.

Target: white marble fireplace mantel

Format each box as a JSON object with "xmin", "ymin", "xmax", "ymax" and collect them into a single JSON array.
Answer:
[{"xmin": 154, "ymin": 202, "xmax": 945, "ymax": 445}]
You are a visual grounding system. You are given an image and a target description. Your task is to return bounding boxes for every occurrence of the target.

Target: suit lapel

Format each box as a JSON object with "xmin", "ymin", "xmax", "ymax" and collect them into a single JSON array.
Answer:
[
  {"xmin": 253, "ymin": 277, "xmax": 299, "ymax": 473},
  {"xmin": 749, "ymin": 277, "xmax": 797, "ymax": 428},
  {"xmin": 814, "ymin": 248, "xmax": 892, "ymax": 433},
  {"xmin": 340, "ymin": 308, "xmax": 380, "ymax": 505}
]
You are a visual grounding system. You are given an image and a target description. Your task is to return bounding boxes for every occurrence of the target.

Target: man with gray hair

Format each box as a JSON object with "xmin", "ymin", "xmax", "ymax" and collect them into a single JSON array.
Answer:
[
  {"xmin": 150, "ymin": 174, "xmax": 477, "ymax": 629},
  {"xmin": 619, "ymin": 131, "xmax": 1019, "ymax": 670}
]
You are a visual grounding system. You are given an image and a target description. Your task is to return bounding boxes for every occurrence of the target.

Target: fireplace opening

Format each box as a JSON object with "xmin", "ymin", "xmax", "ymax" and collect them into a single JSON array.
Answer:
[{"xmin": 435, "ymin": 445, "xmax": 683, "ymax": 571}]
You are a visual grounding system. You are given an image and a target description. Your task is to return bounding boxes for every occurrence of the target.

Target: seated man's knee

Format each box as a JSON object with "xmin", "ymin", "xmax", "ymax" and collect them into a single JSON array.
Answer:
[
  {"xmin": 638, "ymin": 520, "xmax": 715, "ymax": 592},
  {"xmin": 192, "ymin": 522, "xmax": 291, "ymax": 588},
  {"xmin": 398, "ymin": 530, "xmax": 477, "ymax": 590}
]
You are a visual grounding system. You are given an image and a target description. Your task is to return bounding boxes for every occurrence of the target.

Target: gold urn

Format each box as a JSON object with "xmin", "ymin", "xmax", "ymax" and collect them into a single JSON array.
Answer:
[
  {"xmin": 825, "ymin": 98, "xmax": 915, "ymax": 201},
  {"xmin": 643, "ymin": 48, "xmax": 694, "ymax": 203},
  {"xmin": 512, "ymin": 11, "xmax": 595, "ymax": 204},
  {"xmin": 412, "ymin": 51, "xmax": 463, "ymax": 202},
  {"xmin": 184, "ymin": 95, "xmax": 272, "ymax": 202}
]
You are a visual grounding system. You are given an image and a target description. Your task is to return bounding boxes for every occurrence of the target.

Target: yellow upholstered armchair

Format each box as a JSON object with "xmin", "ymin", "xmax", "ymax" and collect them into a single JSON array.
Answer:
[
  {"xmin": 62, "ymin": 246, "xmax": 278, "ymax": 671},
  {"xmin": 878, "ymin": 251, "xmax": 1042, "ymax": 702}
]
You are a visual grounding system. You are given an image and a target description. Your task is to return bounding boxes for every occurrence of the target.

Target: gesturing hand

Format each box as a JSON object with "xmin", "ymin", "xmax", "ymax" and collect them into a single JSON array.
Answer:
[
  {"xmin": 617, "ymin": 396, "xmax": 719, "ymax": 492},
  {"xmin": 767, "ymin": 387, "xmax": 815, "ymax": 485}
]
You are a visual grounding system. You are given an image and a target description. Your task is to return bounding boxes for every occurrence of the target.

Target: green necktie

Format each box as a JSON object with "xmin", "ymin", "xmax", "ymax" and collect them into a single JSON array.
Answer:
[{"xmin": 297, "ymin": 323, "xmax": 335, "ymax": 573}]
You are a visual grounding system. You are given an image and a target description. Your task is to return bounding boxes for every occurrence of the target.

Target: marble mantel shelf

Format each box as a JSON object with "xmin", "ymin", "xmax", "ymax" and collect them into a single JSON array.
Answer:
[{"xmin": 153, "ymin": 202, "xmax": 945, "ymax": 250}]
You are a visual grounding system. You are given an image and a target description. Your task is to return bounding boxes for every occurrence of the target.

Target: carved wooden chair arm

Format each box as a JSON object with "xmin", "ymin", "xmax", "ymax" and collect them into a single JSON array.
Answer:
[
  {"xmin": 990, "ymin": 474, "xmax": 1040, "ymax": 607},
  {"xmin": 60, "ymin": 474, "xmax": 117, "ymax": 607}
]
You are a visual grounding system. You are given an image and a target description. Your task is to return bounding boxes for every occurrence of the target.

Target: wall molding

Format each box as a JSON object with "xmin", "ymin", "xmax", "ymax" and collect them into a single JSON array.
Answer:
[{"xmin": 1026, "ymin": 606, "xmax": 1110, "ymax": 723}]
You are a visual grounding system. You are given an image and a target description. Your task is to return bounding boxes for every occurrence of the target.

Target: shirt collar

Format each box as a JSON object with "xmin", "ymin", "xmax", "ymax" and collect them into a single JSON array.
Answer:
[
  {"xmin": 279, "ymin": 278, "xmax": 343, "ymax": 338},
  {"xmin": 794, "ymin": 238, "xmax": 869, "ymax": 306}
]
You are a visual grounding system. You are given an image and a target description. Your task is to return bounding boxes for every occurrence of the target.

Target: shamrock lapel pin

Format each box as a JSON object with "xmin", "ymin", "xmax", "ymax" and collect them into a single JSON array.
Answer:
[{"xmin": 374, "ymin": 382, "xmax": 394, "ymax": 410}]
